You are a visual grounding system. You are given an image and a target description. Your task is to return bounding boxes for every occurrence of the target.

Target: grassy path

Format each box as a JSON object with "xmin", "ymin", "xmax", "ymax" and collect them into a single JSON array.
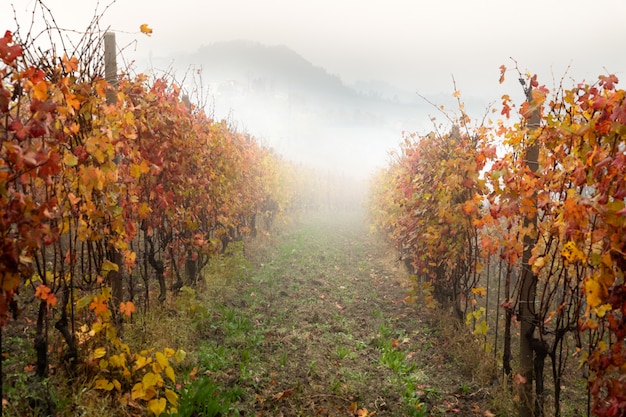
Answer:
[{"xmin": 182, "ymin": 213, "xmax": 492, "ymax": 416}]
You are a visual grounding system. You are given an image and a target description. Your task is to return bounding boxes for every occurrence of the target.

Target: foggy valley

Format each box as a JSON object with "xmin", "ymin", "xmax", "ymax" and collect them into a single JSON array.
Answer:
[
  {"xmin": 150, "ymin": 40, "xmax": 481, "ymax": 184},
  {"xmin": 3, "ymin": 1, "xmax": 626, "ymax": 415}
]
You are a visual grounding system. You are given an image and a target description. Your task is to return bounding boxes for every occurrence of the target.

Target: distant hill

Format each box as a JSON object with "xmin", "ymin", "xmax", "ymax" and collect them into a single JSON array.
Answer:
[
  {"xmin": 166, "ymin": 40, "xmax": 438, "ymax": 179},
  {"xmin": 179, "ymin": 40, "xmax": 358, "ymax": 103}
]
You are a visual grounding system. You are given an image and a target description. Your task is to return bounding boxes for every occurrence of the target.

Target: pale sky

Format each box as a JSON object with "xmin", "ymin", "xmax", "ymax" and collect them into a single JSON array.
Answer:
[
  {"xmin": 4, "ymin": 0, "xmax": 625, "ymax": 97},
  {"xmin": 3, "ymin": 0, "xmax": 626, "ymax": 178}
]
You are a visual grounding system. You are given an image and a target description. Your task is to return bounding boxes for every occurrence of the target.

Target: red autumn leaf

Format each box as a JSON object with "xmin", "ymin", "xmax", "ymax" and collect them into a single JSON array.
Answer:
[
  {"xmin": 8, "ymin": 120, "xmax": 30, "ymax": 140},
  {"xmin": 27, "ymin": 119, "xmax": 47, "ymax": 138},
  {"xmin": 598, "ymin": 74, "xmax": 618, "ymax": 90},
  {"xmin": 501, "ymin": 102, "xmax": 511, "ymax": 119},
  {"xmin": 0, "ymin": 31, "xmax": 22, "ymax": 64}
]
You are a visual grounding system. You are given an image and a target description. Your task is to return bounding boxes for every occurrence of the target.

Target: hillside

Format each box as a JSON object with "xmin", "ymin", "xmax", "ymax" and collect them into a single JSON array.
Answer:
[
  {"xmin": 170, "ymin": 40, "xmax": 432, "ymax": 178},
  {"xmin": 185, "ymin": 40, "xmax": 357, "ymax": 102}
]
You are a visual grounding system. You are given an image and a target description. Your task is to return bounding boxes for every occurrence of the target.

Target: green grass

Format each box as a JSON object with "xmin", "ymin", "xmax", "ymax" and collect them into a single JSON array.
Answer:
[
  {"xmin": 175, "ymin": 378, "xmax": 243, "ymax": 417},
  {"xmin": 375, "ymin": 321, "xmax": 429, "ymax": 415},
  {"xmin": 335, "ymin": 345, "xmax": 351, "ymax": 360}
]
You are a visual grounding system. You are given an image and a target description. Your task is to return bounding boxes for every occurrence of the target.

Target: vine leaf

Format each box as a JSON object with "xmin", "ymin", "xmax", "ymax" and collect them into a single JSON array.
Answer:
[{"xmin": 140, "ymin": 24, "xmax": 153, "ymax": 36}]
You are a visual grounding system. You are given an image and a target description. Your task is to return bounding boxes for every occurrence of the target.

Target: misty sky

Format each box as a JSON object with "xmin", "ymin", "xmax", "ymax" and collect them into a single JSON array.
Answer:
[
  {"xmin": 5, "ymin": 0, "xmax": 625, "ymax": 95},
  {"xmin": 2, "ymin": 0, "xmax": 626, "ymax": 178}
]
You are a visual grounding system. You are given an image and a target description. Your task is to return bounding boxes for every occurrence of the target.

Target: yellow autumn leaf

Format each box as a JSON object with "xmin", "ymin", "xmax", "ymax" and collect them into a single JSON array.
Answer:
[
  {"xmin": 140, "ymin": 24, "xmax": 153, "ymax": 36},
  {"xmin": 143, "ymin": 372, "xmax": 158, "ymax": 388},
  {"xmin": 131, "ymin": 382, "xmax": 145, "ymax": 400},
  {"xmin": 92, "ymin": 347, "xmax": 107, "ymax": 359},
  {"xmin": 109, "ymin": 354, "xmax": 125, "ymax": 368},
  {"xmin": 130, "ymin": 164, "xmax": 142, "ymax": 179},
  {"xmin": 130, "ymin": 160, "xmax": 150, "ymax": 179},
  {"xmin": 585, "ymin": 279, "xmax": 606, "ymax": 308},
  {"xmin": 473, "ymin": 320, "xmax": 489, "ymax": 336},
  {"xmin": 601, "ymin": 252, "xmax": 613, "ymax": 267},
  {"xmin": 594, "ymin": 303, "xmax": 612, "ymax": 318},
  {"xmin": 138, "ymin": 202, "xmax": 152, "ymax": 219},
  {"xmin": 164, "ymin": 347, "xmax": 175, "ymax": 358},
  {"xmin": 174, "ymin": 349, "xmax": 187, "ymax": 363},
  {"xmin": 165, "ymin": 388, "xmax": 178, "ymax": 406},
  {"xmin": 143, "ymin": 371, "xmax": 163, "ymax": 388},
  {"xmin": 95, "ymin": 378, "xmax": 114, "ymax": 391},
  {"xmin": 561, "ymin": 241, "xmax": 585, "ymax": 263},
  {"xmin": 91, "ymin": 321, "xmax": 103, "ymax": 334},
  {"xmin": 101, "ymin": 260, "xmax": 119, "ymax": 273},
  {"xmin": 155, "ymin": 351, "xmax": 168, "ymax": 368},
  {"xmin": 113, "ymin": 379, "xmax": 121, "ymax": 391},
  {"xmin": 165, "ymin": 365, "xmax": 176, "ymax": 383},
  {"xmin": 532, "ymin": 256, "xmax": 546, "ymax": 273},
  {"xmin": 134, "ymin": 354, "xmax": 151, "ymax": 371},
  {"xmin": 147, "ymin": 398, "xmax": 166, "ymax": 416},
  {"xmin": 63, "ymin": 152, "xmax": 78, "ymax": 167}
]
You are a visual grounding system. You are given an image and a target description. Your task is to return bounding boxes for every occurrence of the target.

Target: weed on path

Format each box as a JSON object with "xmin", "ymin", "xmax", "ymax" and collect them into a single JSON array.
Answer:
[{"xmin": 187, "ymin": 213, "xmax": 495, "ymax": 416}]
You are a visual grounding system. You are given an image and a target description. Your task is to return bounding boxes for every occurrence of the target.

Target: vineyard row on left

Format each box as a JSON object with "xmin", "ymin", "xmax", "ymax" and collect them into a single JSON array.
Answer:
[{"xmin": 1, "ymin": 29, "xmax": 304, "ymax": 415}]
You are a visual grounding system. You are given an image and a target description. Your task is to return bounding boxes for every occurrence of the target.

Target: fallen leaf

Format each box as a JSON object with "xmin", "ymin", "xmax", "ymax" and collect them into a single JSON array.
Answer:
[
  {"xmin": 272, "ymin": 388, "xmax": 295, "ymax": 402},
  {"xmin": 357, "ymin": 408, "xmax": 373, "ymax": 417}
]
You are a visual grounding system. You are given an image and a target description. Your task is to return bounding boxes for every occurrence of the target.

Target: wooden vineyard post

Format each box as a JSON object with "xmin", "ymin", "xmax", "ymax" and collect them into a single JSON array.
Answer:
[
  {"xmin": 518, "ymin": 80, "xmax": 541, "ymax": 417},
  {"xmin": 104, "ymin": 32, "xmax": 124, "ymax": 318}
]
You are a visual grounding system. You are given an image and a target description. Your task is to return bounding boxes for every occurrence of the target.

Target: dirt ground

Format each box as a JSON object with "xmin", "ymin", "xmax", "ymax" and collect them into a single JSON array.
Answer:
[{"xmin": 202, "ymin": 212, "xmax": 496, "ymax": 416}]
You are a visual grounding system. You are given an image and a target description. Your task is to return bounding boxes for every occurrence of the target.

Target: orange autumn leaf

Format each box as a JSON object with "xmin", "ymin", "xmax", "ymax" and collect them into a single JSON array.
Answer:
[
  {"xmin": 61, "ymin": 53, "xmax": 79, "ymax": 73},
  {"xmin": 357, "ymin": 408, "xmax": 371, "ymax": 417},
  {"xmin": 140, "ymin": 24, "xmax": 153, "ymax": 36},
  {"xmin": 461, "ymin": 200, "xmax": 477, "ymax": 216},
  {"xmin": 90, "ymin": 296, "xmax": 108, "ymax": 315},
  {"xmin": 471, "ymin": 286, "xmax": 487, "ymax": 297},
  {"xmin": 46, "ymin": 293, "xmax": 58, "ymax": 308},
  {"xmin": 35, "ymin": 284, "xmax": 51, "ymax": 300},
  {"xmin": 120, "ymin": 301, "xmax": 136, "ymax": 318},
  {"xmin": 35, "ymin": 284, "xmax": 57, "ymax": 309},
  {"xmin": 32, "ymin": 80, "xmax": 48, "ymax": 101}
]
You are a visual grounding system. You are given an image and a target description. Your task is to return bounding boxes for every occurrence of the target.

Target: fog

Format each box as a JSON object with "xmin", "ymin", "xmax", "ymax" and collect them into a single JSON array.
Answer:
[{"xmin": 3, "ymin": 0, "xmax": 626, "ymax": 184}]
